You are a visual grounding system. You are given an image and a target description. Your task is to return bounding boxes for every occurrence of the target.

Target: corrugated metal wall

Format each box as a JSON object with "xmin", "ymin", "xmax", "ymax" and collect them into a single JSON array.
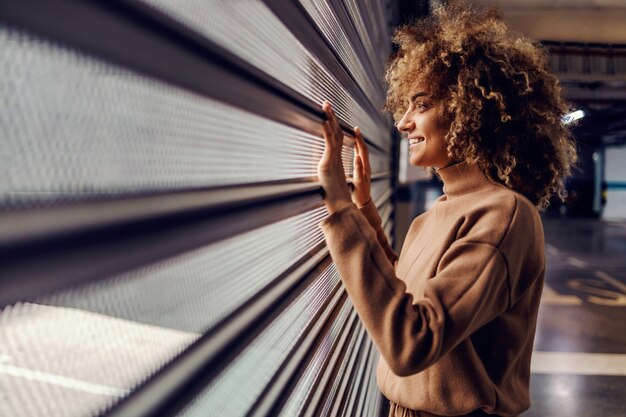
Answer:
[{"xmin": 0, "ymin": 1, "xmax": 396, "ymax": 416}]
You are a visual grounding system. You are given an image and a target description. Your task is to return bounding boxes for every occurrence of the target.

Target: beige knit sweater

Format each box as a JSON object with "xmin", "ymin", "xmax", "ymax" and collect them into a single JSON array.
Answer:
[{"xmin": 319, "ymin": 161, "xmax": 545, "ymax": 417}]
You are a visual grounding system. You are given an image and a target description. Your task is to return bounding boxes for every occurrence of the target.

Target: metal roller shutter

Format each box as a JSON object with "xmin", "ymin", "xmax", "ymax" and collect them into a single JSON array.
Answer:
[{"xmin": 0, "ymin": 1, "xmax": 397, "ymax": 416}]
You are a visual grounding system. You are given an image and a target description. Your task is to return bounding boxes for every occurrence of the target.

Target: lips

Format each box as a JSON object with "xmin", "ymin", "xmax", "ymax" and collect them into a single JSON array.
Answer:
[{"xmin": 409, "ymin": 136, "xmax": 425, "ymax": 145}]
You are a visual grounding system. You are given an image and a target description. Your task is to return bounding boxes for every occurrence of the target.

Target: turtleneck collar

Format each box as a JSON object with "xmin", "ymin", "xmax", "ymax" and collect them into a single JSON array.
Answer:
[{"xmin": 435, "ymin": 160, "xmax": 495, "ymax": 199}]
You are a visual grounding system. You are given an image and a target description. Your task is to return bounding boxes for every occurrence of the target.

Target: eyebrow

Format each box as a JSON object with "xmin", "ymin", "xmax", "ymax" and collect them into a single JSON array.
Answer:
[{"xmin": 410, "ymin": 92, "xmax": 428, "ymax": 102}]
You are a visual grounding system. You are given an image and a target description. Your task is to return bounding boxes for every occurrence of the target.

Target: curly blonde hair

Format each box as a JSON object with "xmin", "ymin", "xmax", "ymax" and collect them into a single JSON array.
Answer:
[{"xmin": 384, "ymin": 0, "xmax": 578, "ymax": 210}]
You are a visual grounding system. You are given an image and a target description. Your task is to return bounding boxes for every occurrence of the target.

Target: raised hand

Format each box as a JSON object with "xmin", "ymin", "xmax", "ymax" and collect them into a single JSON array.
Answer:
[
  {"xmin": 318, "ymin": 101, "xmax": 353, "ymax": 214},
  {"xmin": 352, "ymin": 126, "xmax": 372, "ymax": 207}
]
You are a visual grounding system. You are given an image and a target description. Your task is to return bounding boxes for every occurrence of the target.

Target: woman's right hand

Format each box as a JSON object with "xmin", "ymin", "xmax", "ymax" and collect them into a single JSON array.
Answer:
[{"xmin": 352, "ymin": 127, "xmax": 372, "ymax": 207}]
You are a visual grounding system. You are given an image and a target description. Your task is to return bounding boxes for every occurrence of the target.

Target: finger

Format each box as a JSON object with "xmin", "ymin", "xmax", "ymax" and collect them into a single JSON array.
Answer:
[
  {"xmin": 323, "ymin": 101, "xmax": 342, "ymax": 136},
  {"xmin": 322, "ymin": 102, "xmax": 343, "ymax": 142},
  {"xmin": 353, "ymin": 137, "xmax": 360, "ymax": 158},
  {"xmin": 355, "ymin": 128, "xmax": 372, "ymax": 176},
  {"xmin": 322, "ymin": 100, "xmax": 330, "ymax": 116},
  {"xmin": 353, "ymin": 138, "xmax": 360, "ymax": 162},
  {"xmin": 354, "ymin": 155, "xmax": 363, "ymax": 182},
  {"xmin": 321, "ymin": 121, "xmax": 336, "ymax": 151},
  {"xmin": 322, "ymin": 101, "xmax": 335, "ymax": 123},
  {"xmin": 323, "ymin": 122, "xmax": 346, "ymax": 164},
  {"xmin": 322, "ymin": 101, "xmax": 333, "ymax": 130},
  {"xmin": 323, "ymin": 100, "xmax": 336, "ymax": 118},
  {"xmin": 354, "ymin": 127, "xmax": 369, "ymax": 159},
  {"xmin": 354, "ymin": 127, "xmax": 363, "ymax": 155}
]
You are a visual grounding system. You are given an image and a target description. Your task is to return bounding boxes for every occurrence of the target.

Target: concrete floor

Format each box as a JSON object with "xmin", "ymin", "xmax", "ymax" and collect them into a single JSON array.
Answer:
[{"xmin": 522, "ymin": 217, "xmax": 626, "ymax": 417}]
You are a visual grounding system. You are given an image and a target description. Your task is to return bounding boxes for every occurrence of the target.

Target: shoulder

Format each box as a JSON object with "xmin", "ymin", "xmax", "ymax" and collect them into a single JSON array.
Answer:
[{"xmin": 453, "ymin": 185, "xmax": 541, "ymax": 248}]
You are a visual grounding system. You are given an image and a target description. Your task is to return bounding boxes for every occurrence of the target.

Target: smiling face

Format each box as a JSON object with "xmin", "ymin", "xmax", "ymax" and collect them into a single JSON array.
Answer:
[{"xmin": 396, "ymin": 91, "xmax": 455, "ymax": 169}]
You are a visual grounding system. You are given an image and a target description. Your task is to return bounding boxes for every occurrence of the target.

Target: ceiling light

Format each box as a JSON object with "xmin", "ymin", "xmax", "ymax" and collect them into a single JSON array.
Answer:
[{"xmin": 562, "ymin": 110, "xmax": 585, "ymax": 124}]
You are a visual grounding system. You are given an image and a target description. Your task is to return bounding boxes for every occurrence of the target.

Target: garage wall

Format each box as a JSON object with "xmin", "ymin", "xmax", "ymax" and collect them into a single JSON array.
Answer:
[
  {"xmin": 603, "ymin": 145, "xmax": 626, "ymax": 220},
  {"xmin": 0, "ymin": 1, "xmax": 396, "ymax": 416}
]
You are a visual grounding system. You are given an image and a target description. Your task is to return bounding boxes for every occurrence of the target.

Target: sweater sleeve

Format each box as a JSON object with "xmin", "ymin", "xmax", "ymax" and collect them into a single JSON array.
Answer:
[
  {"xmin": 356, "ymin": 199, "xmax": 399, "ymax": 267},
  {"xmin": 320, "ymin": 204, "xmax": 510, "ymax": 377}
]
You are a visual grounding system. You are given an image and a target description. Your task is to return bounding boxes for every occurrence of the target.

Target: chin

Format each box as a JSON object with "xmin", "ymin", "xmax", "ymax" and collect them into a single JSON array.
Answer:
[{"xmin": 409, "ymin": 155, "xmax": 428, "ymax": 167}]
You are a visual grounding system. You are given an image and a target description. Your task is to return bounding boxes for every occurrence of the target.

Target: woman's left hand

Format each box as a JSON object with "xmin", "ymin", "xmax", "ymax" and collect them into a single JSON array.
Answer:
[{"xmin": 318, "ymin": 101, "xmax": 353, "ymax": 214}]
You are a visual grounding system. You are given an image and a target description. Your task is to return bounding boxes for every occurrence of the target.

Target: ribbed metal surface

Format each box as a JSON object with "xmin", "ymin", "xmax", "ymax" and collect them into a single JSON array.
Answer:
[
  {"xmin": 43, "ymin": 206, "xmax": 328, "ymax": 332},
  {"xmin": 140, "ymin": 0, "xmax": 388, "ymax": 147},
  {"xmin": 318, "ymin": 322, "xmax": 365, "ymax": 416},
  {"xmin": 0, "ymin": 302, "xmax": 195, "ymax": 417},
  {"xmin": 0, "ymin": 0, "xmax": 396, "ymax": 416},
  {"xmin": 0, "ymin": 25, "xmax": 388, "ymax": 211},
  {"xmin": 275, "ymin": 301, "xmax": 356, "ymax": 417},
  {"xmin": 0, "ymin": 206, "xmax": 329, "ymax": 416},
  {"xmin": 297, "ymin": 0, "xmax": 384, "ymax": 110},
  {"xmin": 178, "ymin": 264, "xmax": 343, "ymax": 416},
  {"xmin": 344, "ymin": 0, "xmax": 389, "ymax": 82}
]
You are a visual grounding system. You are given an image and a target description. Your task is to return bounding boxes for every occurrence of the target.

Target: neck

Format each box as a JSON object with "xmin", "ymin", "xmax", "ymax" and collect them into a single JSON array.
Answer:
[{"xmin": 435, "ymin": 160, "xmax": 494, "ymax": 198}]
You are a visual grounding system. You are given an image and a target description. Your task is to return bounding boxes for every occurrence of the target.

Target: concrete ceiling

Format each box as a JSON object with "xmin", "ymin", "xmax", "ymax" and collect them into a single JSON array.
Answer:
[
  {"xmin": 473, "ymin": 0, "xmax": 626, "ymax": 44},
  {"xmin": 472, "ymin": 0, "xmax": 626, "ymax": 146}
]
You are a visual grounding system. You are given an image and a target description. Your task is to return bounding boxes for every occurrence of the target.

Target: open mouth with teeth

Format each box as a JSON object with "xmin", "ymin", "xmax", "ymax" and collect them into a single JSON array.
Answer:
[{"xmin": 409, "ymin": 137, "xmax": 425, "ymax": 145}]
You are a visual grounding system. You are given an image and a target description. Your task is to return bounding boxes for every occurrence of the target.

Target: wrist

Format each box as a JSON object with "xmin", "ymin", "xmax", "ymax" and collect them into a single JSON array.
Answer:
[
  {"xmin": 355, "ymin": 197, "xmax": 372, "ymax": 209},
  {"xmin": 325, "ymin": 198, "xmax": 354, "ymax": 215}
]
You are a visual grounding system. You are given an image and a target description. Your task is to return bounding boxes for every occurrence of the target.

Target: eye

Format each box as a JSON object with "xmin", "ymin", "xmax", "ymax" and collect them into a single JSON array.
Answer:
[{"xmin": 415, "ymin": 101, "xmax": 429, "ymax": 111}]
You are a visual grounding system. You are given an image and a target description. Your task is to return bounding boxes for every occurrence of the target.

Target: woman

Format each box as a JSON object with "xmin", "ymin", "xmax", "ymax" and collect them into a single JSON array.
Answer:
[{"xmin": 317, "ymin": 2, "xmax": 577, "ymax": 417}]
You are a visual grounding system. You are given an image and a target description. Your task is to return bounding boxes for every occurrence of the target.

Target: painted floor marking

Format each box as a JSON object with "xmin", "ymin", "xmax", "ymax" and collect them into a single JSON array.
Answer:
[
  {"xmin": 566, "ymin": 256, "xmax": 588, "ymax": 268},
  {"xmin": 595, "ymin": 270, "xmax": 626, "ymax": 294},
  {"xmin": 531, "ymin": 352, "xmax": 626, "ymax": 376},
  {"xmin": 607, "ymin": 221, "xmax": 626, "ymax": 230},
  {"xmin": 546, "ymin": 244, "xmax": 560, "ymax": 256},
  {"xmin": 540, "ymin": 284, "xmax": 582, "ymax": 305},
  {"xmin": 0, "ymin": 360, "xmax": 128, "ymax": 397}
]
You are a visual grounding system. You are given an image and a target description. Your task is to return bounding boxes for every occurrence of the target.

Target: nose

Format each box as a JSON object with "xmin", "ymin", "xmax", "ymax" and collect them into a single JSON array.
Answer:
[{"xmin": 396, "ymin": 108, "xmax": 415, "ymax": 133}]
